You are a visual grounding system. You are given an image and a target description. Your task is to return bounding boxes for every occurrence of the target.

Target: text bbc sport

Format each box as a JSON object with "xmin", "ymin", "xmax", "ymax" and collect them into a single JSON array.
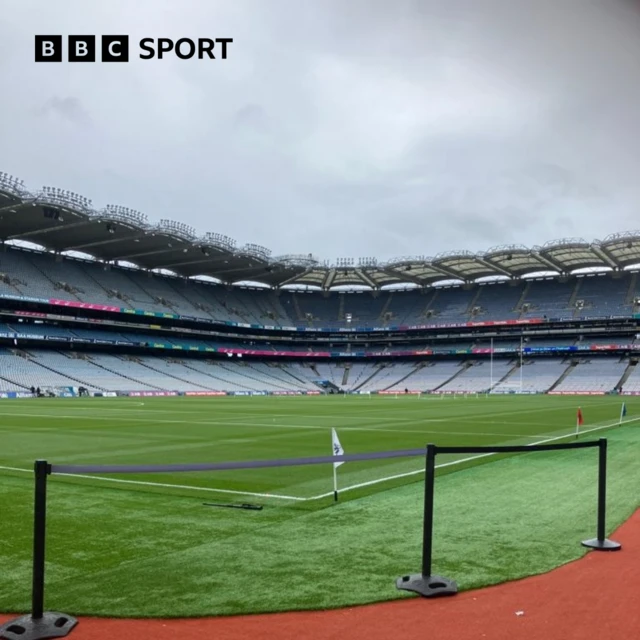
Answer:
[{"xmin": 34, "ymin": 36, "xmax": 233, "ymax": 62}]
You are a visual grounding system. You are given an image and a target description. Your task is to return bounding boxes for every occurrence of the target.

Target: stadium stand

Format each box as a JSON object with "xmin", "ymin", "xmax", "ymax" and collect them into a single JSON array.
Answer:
[
  {"xmin": 385, "ymin": 361, "xmax": 463, "ymax": 391},
  {"xmin": 492, "ymin": 358, "xmax": 570, "ymax": 393},
  {"xmin": 2, "ymin": 174, "xmax": 640, "ymax": 399},
  {"xmin": 620, "ymin": 362, "xmax": 640, "ymax": 393},
  {"xmin": 551, "ymin": 358, "xmax": 628, "ymax": 393},
  {"xmin": 438, "ymin": 360, "xmax": 514, "ymax": 393},
  {"xmin": 3, "ymin": 244, "xmax": 640, "ymax": 328}
]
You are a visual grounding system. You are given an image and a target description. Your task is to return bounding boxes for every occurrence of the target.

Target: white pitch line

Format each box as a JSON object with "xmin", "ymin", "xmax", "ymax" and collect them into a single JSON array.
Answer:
[
  {"xmin": 0, "ymin": 401, "xmax": 622, "ymax": 436},
  {"xmin": 0, "ymin": 417, "xmax": 544, "ymax": 440},
  {"xmin": 1, "ymin": 418, "xmax": 635, "ymax": 503},
  {"xmin": 0, "ymin": 465, "xmax": 306, "ymax": 502},
  {"xmin": 303, "ymin": 416, "xmax": 640, "ymax": 501}
]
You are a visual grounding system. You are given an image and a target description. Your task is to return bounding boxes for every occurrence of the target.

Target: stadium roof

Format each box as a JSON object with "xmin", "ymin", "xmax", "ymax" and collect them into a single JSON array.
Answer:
[{"xmin": 2, "ymin": 171, "xmax": 640, "ymax": 290}]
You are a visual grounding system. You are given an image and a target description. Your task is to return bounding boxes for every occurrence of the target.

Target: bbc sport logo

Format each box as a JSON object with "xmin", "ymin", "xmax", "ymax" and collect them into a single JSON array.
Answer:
[{"xmin": 34, "ymin": 35, "xmax": 233, "ymax": 62}]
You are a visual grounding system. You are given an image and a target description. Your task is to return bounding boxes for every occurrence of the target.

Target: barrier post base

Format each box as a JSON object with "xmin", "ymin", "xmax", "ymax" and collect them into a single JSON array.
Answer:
[
  {"xmin": 0, "ymin": 612, "xmax": 78, "ymax": 640},
  {"xmin": 581, "ymin": 538, "xmax": 622, "ymax": 551},
  {"xmin": 396, "ymin": 573, "xmax": 458, "ymax": 598}
]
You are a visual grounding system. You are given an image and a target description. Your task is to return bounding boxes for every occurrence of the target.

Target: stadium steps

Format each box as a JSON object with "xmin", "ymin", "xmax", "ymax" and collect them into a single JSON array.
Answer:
[
  {"xmin": 133, "ymin": 359, "xmax": 217, "ymax": 391},
  {"xmin": 80, "ymin": 266, "xmax": 128, "ymax": 304},
  {"xmin": 491, "ymin": 361, "xmax": 519, "ymax": 391},
  {"xmin": 547, "ymin": 360, "xmax": 577, "ymax": 391},
  {"xmin": 23, "ymin": 353, "xmax": 108, "ymax": 391},
  {"xmin": 280, "ymin": 364, "xmax": 316, "ymax": 387},
  {"xmin": 514, "ymin": 281, "xmax": 531, "ymax": 315},
  {"xmin": 164, "ymin": 279, "xmax": 215, "ymax": 319},
  {"xmin": 245, "ymin": 363, "xmax": 308, "ymax": 391},
  {"xmin": 568, "ymin": 278, "xmax": 582, "ymax": 309},
  {"xmin": 179, "ymin": 361, "xmax": 256, "ymax": 391},
  {"xmin": 422, "ymin": 289, "xmax": 439, "ymax": 317},
  {"xmin": 342, "ymin": 366, "xmax": 350, "ymax": 386},
  {"xmin": 0, "ymin": 373, "xmax": 31, "ymax": 391},
  {"xmin": 466, "ymin": 287, "xmax": 483, "ymax": 316},
  {"xmin": 383, "ymin": 364, "xmax": 424, "ymax": 391},
  {"xmin": 625, "ymin": 273, "xmax": 637, "ymax": 306},
  {"xmin": 28, "ymin": 260, "xmax": 85, "ymax": 302},
  {"xmin": 216, "ymin": 361, "xmax": 290, "ymax": 390},
  {"xmin": 432, "ymin": 361, "xmax": 472, "ymax": 392},
  {"xmin": 616, "ymin": 360, "xmax": 637, "ymax": 391},
  {"xmin": 353, "ymin": 364, "xmax": 384, "ymax": 391},
  {"xmin": 291, "ymin": 294, "xmax": 305, "ymax": 322},
  {"xmin": 120, "ymin": 273, "xmax": 171, "ymax": 311},
  {"xmin": 86, "ymin": 357, "xmax": 167, "ymax": 391},
  {"xmin": 378, "ymin": 293, "xmax": 394, "ymax": 324},
  {"xmin": 0, "ymin": 278, "xmax": 26, "ymax": 297}
]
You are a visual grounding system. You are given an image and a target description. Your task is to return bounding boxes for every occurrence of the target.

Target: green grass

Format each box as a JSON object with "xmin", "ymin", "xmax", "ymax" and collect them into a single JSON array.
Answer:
[{"xmin": 0, "ymin": 394, "xmax": 639, "ymax": 617}]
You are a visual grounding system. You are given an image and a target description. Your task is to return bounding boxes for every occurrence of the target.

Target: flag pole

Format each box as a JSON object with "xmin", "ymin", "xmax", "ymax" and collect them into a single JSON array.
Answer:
[
  {"xmin": 490, "ymin": 337, "xmax": 494, "ymax": 392},
  {"xmin": 519, "ymin": 335, "xmax": 523, "ymax": 392},
  {"xmin": 575, "ymin": 406, "xmax": 581, "ymax": 439},
  {"xmin": 331, "ymin": 427, "xmax": 344, "ymax": 503}
]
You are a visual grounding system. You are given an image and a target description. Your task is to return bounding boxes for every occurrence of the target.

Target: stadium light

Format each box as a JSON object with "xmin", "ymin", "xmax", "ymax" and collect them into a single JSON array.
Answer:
[
  {"xmin": 0, "ymin": 173, "xmax": 26, "ymax": 195},
  {"xmin": 203, "ymin": 232, "xmax": 236, "ymax": 252},
  {"xmin": 105, "ymin": 204, "xmax": 147, "ymax": 226},
  {"xmin": 272, "ymin": 254, "xmax": 320, "ymax": 268},
  {"xmin": 237, "ymin": 243, "xmax": 272, "ymax": 260},
  {"xmin": 160, "ymin": 219, "xmax": 197, "ymax": 241}
]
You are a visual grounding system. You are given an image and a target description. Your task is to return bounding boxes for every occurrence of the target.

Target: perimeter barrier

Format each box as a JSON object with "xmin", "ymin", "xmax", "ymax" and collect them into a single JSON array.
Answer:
[{"xmin": 0, "ymin": 438, "xmax": 620, "ymax": 640}]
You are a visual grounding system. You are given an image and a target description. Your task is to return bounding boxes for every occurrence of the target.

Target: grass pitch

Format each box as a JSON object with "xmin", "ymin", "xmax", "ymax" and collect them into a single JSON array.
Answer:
[{"xmin": 0, "ymin": 394, "xmax": 639, "ymax": 617}]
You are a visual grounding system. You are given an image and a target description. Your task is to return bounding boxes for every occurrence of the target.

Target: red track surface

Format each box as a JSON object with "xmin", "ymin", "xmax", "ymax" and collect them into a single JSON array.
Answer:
[{"xmin": 2, "ymin": 509, "xmax": 638, "ymax": 640}]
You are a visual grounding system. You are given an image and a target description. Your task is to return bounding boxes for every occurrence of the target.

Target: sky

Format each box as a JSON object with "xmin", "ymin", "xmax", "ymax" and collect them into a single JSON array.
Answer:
[{"xmin": 1, "ymin": 0, "xmax": 640, "ymax": 264}]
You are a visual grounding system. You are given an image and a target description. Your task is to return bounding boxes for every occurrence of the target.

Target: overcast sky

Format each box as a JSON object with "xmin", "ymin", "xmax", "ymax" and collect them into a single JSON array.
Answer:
[{"xmin": 1, "ymin": 0, "xmax": 640, "ymax": 263}]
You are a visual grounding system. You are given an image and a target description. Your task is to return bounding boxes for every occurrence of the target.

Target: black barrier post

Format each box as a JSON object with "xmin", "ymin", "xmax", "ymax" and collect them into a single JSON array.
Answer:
[
  {"xmin": 0, "ymin": 460, "xmax": 78, "ymax": 640},
  {"xmin": 581, "ymin": 439, "xmax": 622, "ymax": 551},
  {"xmin": 395, "ymin": 444, "xmax": 457, "ymax": 598}
]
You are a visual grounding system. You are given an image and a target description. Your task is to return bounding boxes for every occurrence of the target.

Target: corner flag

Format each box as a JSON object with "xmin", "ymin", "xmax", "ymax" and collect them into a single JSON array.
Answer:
[
  {"xmin": 575, "ymin": 407, "xmax": 583, "ymax": 438},
  {"xmin": 332, "ymin": 428, "xmax": 344, "ymax": 468},
  {"xmin": 620, "ymin": 402, "xmax": 627, "ymax": 424},
  {"xmin": 331, "ymin": 428, "xmax": 344, "ymax": 502}
]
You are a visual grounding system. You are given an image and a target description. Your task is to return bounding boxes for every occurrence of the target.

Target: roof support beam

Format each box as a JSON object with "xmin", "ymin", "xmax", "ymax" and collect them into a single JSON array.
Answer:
[
  {"xmin": 65, "ymin": 234, "xmax": 148, "ymax": 252},
  {"xmin": 429, "ymin": 262, "xmax": 468, "ymax": 280},
  {"xmin": 474, "ymin": 256, "xmax": 512, "ymax": 277},
  {"xmin": 592, "ymin": 245, "xmax": 620, "ymax": 269},
  {"xmin": 380, "ymin": 267, "xmax": 424, "ymax": 286},
  {"xmin": 323, "ymin": 269, "xmax": 337, "ymax": 289},
  {"xmin": 354, "ymin": 269, "xmax": 377, "ymax": 288},
  {"xmin": 531, "ymin": 251, "xmax": 565, "ymax": 273},
  {"xmin": 8, "ymin": 219, "xmax": 94, "ymax": 241}
]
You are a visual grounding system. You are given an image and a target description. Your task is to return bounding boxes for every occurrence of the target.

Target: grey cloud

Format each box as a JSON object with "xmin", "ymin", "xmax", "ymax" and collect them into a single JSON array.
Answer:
[
  {"xmin": 36, "ymin": 97, "xmax": 92, "ymax": 126},
  {"xmin": 1, "ymin": 0, "xmax": 640, "ymax": 265}
]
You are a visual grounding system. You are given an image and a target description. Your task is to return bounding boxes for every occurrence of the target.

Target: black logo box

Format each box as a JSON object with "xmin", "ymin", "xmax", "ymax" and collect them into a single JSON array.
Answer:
[{"xmin": 35, "ymin": 35, "xmax": 129, "ymax": 62}]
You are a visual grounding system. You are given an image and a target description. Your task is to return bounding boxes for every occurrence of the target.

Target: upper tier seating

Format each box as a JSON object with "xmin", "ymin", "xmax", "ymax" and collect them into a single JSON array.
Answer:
[{"xmin": 1, "ymin": 247, "xmax": 638, "ymax": 328}]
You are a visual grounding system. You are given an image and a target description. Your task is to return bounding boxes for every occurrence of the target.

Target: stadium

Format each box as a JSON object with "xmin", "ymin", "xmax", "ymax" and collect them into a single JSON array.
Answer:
[
  {"xmin": 3, "ymin": 170, "xmax": 640, "ymax": 398},
  {"xmin": 1, "ymin": 168, "xmax": 640, "ymax": 639}
]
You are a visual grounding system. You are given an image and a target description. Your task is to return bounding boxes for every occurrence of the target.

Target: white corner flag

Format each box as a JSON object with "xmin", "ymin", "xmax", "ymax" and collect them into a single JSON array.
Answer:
[
  {"xmin": 332, "ymin": 428, "xmax": 344, "ymax": 502},
  {"xmin": 620, "ymin": 402, "xmax": 627, "ymax": 425}
]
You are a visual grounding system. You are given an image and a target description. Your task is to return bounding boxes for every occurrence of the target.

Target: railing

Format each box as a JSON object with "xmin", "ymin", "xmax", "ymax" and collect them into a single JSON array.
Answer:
[
  {"xmin": 0, "ymin": 439, "xmax": 620, "ymax": 640},
  {"xmin": 396, "ymin": 438, "xmax": 620, "ymax": 597}
]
